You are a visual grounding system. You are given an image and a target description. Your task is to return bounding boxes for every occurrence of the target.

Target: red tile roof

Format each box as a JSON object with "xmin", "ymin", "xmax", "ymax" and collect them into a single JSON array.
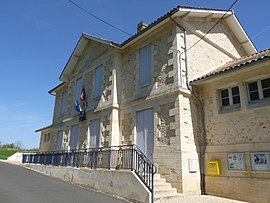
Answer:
[{"xmin": 191, "ymin": 48, "xmax": 270, "ymax": 84}]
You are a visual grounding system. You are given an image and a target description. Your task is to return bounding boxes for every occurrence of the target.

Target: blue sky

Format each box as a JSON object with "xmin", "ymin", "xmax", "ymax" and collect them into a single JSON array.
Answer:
[{"xmin": 0, "ymin": 0, "xmax": 269, "ymax": 149}]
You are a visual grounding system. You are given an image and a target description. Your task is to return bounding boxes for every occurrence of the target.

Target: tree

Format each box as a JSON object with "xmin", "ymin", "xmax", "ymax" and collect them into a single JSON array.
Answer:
[{"xmin": 14, "ymin": 141, "xmax": 23, "ymax": 149}]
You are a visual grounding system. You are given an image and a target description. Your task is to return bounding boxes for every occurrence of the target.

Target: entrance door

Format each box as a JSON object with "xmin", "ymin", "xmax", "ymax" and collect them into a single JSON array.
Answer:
[
  {"xmin": 56, "ymin": 130, "xmax": 63, "ymax": 151},
  {"xmin": 89, "ymin": 119, "xmax": 100, "ymax": 148},
  {"xmin": 70, "ymin": 125, "xmax": 79, "ymax": 150},
  {"xmin": 136, "ymin": 108, "xmax": 154, "ymax": 161}
]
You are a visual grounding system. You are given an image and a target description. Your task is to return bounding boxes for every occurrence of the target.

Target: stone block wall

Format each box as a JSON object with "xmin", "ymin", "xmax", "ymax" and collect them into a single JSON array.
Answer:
[
  {"xmin": 120, "ymin": 23, "xmax": 178, "ymax": 104},
  {"xmin": 52, "ymin": 43, "xmax": 114, "ymax": 126},
  {"xmin": 194, "ymin": 63, "xmax": 270, "ymax": 202},
  {"xmin": 176, "ymin": 18, "xmax": 246, "ymax": 82}
]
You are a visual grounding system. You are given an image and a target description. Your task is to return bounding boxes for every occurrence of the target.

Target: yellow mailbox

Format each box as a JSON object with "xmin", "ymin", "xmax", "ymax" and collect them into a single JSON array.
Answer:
[{"xmin": 208, "ymin": 160, "xmax": 221, "ymax": 175}]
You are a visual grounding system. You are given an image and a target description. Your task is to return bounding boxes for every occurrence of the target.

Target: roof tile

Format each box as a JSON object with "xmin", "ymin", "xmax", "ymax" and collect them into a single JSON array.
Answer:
[{"xmin": 191, "ymin": 48, "xmax": 270, "ymax": 83}]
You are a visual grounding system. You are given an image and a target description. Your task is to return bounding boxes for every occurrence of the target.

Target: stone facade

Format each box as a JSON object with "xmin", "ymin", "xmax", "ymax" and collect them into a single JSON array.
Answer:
[
  {"xmin": 193, "ymin": 60, "xmax": 270, "ymax": 203},
  {"xmin": 37, "ymin": 7, "xmax": 256, "ymax": 199}
]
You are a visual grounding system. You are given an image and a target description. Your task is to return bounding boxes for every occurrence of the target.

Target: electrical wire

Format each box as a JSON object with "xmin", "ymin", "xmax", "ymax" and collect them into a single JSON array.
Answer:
[
  {"xmin": 184, "ymin": 0, "xmax": 238, "ymax": 53},
  {"xmin": 67, "ymin": 0, "xmax": 132, "ymax": 36},
  {"xmin": 252, "ymin": 24, "xmax": 270, "ymax": 40}
]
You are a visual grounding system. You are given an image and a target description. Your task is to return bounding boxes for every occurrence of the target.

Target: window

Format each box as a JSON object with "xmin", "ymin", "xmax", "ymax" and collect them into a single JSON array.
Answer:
[
  {"xmin": 60, "ymin": 91, "xmax": 67, "ymax": 115},
  {"xmin": 43, "ymin": 133, "xmax": 51, "ymax": 143},
  {"xmin": 139, "ymin": 44, "xmax": 151, "ymax": 86},
  {"xmin": 220, "ymin": 86, "xmax": 240, "ymax": 107},
  {"xmin": 248, "ymin": 78, "xmax": 270, "ymax": 101},
  {"xmin": 94, "ymin": 65, "xmax": 103, "ymax": 99},
  {"xmin": 75, "ymin": 77, "xmax": 82, "ymax": 102},
  {"xmin": 56, "ymin": 130, "xmax": 63, "ymax": 151}
]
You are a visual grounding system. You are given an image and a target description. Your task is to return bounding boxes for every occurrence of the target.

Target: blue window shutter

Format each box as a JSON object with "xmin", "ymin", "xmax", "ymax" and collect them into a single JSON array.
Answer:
[
  {"xmin": 56, "ymin": 130, "xmax": 63, "ymax": 151},
  {"xmin": 75, "ymin": 78, "xmax": 82, "ymax": 101},
  {"xmin": 60, "ymin": 91, "xmax": 67, "ymax": 115},
  {"xmin": 89, "ymin": 119, "xmax": 100, "ymax": 148},
  {"xmin": 70, "ymin": 125, "xmax": 79, "ymax": 150},
  {"xmin": 94, "ymin": 65, "xmax": 103, "ymax": 99},
  {"xmin": 139, "ymin": 44, "xmax": 151, "ymax": 85}
]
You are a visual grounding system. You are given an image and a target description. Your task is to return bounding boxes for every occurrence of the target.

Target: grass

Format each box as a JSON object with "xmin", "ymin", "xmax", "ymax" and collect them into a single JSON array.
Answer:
[{"xmin": 0, "ymin": 149, "xmax": 19, "ymax": 160}]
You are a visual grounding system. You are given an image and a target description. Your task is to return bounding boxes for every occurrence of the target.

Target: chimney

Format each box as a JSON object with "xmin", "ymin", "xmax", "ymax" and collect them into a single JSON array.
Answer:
[{"xmin": 137, "ymin": 21, "xmax": 149, "ymax": 33}]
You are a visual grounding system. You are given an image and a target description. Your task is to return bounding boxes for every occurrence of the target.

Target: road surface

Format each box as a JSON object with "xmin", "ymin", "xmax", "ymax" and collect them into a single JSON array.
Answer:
[{"xmin": 0, "ymin": 161, "xmax": 128, "ymax": 203}]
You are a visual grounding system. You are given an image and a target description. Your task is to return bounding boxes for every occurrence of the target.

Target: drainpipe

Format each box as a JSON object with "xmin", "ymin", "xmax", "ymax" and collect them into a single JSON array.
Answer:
[
  {"xmin": 183, "ymin": 29, "xmax": 207, "ymax": 196},
  {"xmin": 169, "ymin": 16, "xmax": 206, "ymax": 195}
]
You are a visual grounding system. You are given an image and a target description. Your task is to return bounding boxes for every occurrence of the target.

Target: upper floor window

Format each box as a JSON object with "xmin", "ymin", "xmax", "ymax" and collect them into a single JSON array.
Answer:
[
  {"xmin": 139, "ymin": 44, "xmax": 151, "ymax": 86},
  {"xmin": 94, "ymin": 65, "xmax": 103, "ymax": 99},
  {"xmin": 60, "ymin": 91, "xmax": 67, "ymax": 115},
  {"xmin": 75, "ymin": 77, "xmax": 82, "ymax": 102},
  {"xmin": 220, "ymin": 86, "xmax": 240, "ymax": 107},
  {"xmin": 43, "ymin": 133, "xmax": 51, "ymax": 143},
  {"xmin": 248, "ymin": 78, "xmax": 270, "ymax": 101}
]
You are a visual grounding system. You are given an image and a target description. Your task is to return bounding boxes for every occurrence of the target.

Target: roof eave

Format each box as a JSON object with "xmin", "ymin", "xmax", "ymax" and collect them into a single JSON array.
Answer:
[
  {"xmin": 35, "ymin": 125, "xmax": 52, "ymax": 133},
  {"xmin": 224, "ymin": 15, "xmax": 257, "ymax": 54},
  {"xmin": 59, "ymin": 33, "xmax": 120, "ymax": 82},
  {"xmin": 48, "ymin": 82, "xmax": 66, "ymax": 94},
  {"xmin": 191, "ymin": 56, "xmax": 270, "ymax": 85},
  {"xmin": 120, "ymin": 8, "xmax": 255, "ymax": 55}
]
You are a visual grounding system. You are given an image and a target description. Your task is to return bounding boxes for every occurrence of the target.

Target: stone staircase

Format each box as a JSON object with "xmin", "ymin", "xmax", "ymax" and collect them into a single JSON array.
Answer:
[{"xmin": 154, "ymin": 174, "xmax": 183, "ymax": 203}]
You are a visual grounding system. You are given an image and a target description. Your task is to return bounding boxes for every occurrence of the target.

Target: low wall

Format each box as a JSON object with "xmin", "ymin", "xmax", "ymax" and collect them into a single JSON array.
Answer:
[
  {"xmin": 23, "ymin": 164, "xmax": 150, "ymax": 203},
  {"xmin": 8, "ymin": 152, "xmax": 23, "ymax": 162}
]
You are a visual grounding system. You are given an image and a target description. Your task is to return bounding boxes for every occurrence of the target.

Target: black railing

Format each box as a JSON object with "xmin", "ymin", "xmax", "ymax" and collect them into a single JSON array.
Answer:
[{"xmin": 23, "ymin": 145, "xmax": 156, "ymax": 202}]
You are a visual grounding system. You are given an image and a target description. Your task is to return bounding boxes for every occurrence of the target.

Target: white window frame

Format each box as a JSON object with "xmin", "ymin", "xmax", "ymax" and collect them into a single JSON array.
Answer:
[
  {"xmin": 139, "ymin": 44, "xmax": 152, "ymax": 86},
  {"xmin": 247, "ymin": 78, "xmax": 270, "ymax": 102},
  {"xmin": 220, "ymin": 86, "xmax": 240, "ymax": 107}
]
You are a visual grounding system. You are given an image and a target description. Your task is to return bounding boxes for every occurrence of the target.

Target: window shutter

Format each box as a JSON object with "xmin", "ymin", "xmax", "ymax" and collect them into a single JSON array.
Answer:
[
  {"xmin": 89, "ymin": 119, "xmax": 100, "ymax": 148},
  {"xmin": 94, "ymin": 65, "xmax": 103, "ymax": 99},
  {"xmin": 139, "ymin": 44, "xmax": 151, "ymax": 85},
  {"xmin": 70, "ymin": 125, "xmax": 79, "ymax": 150},
  {"xmin": 75, "ymin": 78, "xmax": 82, "ymax": 101},
  {"xmin": 56, "ymin": 130, "xmax": 63, "ymax": 151},
  {"xmin": 60, "ymin": 91, "xmax": 67, "ymax": 115}
]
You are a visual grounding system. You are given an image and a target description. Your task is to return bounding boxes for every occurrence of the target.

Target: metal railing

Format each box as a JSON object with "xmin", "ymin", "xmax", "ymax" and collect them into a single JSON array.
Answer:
[{"xmin": 23, "ymin": 145, "xmax": 157, "ymax": 202}]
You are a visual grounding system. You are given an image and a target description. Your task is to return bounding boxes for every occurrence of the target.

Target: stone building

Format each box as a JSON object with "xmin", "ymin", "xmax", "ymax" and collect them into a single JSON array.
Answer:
[
  {"xmin": 36, "ymin": 6, "xmax": 260, "ymax": 202},
  {"xmin": 191, "ymin": 49, "xmax": 270, "ymax": 203}
]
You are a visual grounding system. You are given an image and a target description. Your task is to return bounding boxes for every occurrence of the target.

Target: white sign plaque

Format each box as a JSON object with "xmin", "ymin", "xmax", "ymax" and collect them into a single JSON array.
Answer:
[{"xmin": 227, "ymin": 153, "xmax": 245, "ymax": 171}]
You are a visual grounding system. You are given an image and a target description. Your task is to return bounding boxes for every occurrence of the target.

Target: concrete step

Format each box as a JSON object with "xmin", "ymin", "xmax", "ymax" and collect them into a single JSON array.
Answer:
[
  {"xmin": 154, "ymin": 194, "xmax": 183, "ymax": 203},
  {"xmin": 154, "ymin": 173, "xmax": 182, "ymax": 203},
  {"xmin": 154, "ymin": 182, "xmax": 173, "ymax": 191},
  {"xmin": 154, "ymin": 177, "xmax": 166, "ymax": 184},
  {"xmin": 154, "ymin": 188, "xmax": 178, "ymax": 198}
]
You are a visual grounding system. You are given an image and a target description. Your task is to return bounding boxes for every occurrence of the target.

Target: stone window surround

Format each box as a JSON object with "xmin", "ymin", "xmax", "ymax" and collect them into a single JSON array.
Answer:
[
  {"xmin": 216, "ymin": 76, "xmax": 270, "ymax": 114},
  {"xmin": 220, "ymin": 86, "xmax": 240, "ymax": 107}
]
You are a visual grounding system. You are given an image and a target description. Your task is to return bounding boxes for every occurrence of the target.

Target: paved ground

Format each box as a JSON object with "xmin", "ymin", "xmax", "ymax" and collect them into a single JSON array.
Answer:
[
  {"xmin": 178, "ymin": 195, "xmax": 247, "ymax": 203},
  {"xmin": 1, "ymin": 160, "xmax": 247, "ymax": 203},
  {"xmin": 0, "ymin": 161, "xmax": 128, "ymax": 203}
]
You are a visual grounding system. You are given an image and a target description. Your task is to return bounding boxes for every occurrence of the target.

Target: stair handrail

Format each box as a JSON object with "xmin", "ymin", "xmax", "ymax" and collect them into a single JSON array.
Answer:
[{"xmin": 22, "ymin": 144, "xmax": 157, "ymax": 203}]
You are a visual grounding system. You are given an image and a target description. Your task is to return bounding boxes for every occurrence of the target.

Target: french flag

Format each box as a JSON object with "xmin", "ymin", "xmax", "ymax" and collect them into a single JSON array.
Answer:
[
  {"xmin": 74, "ymin": 100, "xmax": 82, "ymax": 112},
  {"xmin": 80, "ymin": 88, "xmax": 86, "ymax": 101}
]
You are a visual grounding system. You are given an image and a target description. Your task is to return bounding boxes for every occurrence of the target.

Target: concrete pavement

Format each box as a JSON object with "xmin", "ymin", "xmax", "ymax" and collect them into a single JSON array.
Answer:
[{"xmin": 0, "ymin": 161, "xmax": 128, "ymax": 203}]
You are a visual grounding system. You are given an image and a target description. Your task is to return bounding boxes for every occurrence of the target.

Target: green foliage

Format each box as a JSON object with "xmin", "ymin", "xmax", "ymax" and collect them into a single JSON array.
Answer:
[{"xmin": 0, "ymin": 149, "xmax": 19, "ymax": 160}]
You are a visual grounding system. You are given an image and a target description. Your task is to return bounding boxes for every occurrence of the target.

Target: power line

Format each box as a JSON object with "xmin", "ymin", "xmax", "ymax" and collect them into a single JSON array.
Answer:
[
  {"xmin": 67, "ymin": 0, "xmax": 132, "ymax": 36},
  {"xmin": 167, "ymin": 0, "xmax": 238, "ymax": 92},
  {"xmin": 184, "ymin": 0, "xmax": 238, "ymax": 53},
  {"xmin": 252, "ymin": 24, "xmax": 270, "ymax": 40}
]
